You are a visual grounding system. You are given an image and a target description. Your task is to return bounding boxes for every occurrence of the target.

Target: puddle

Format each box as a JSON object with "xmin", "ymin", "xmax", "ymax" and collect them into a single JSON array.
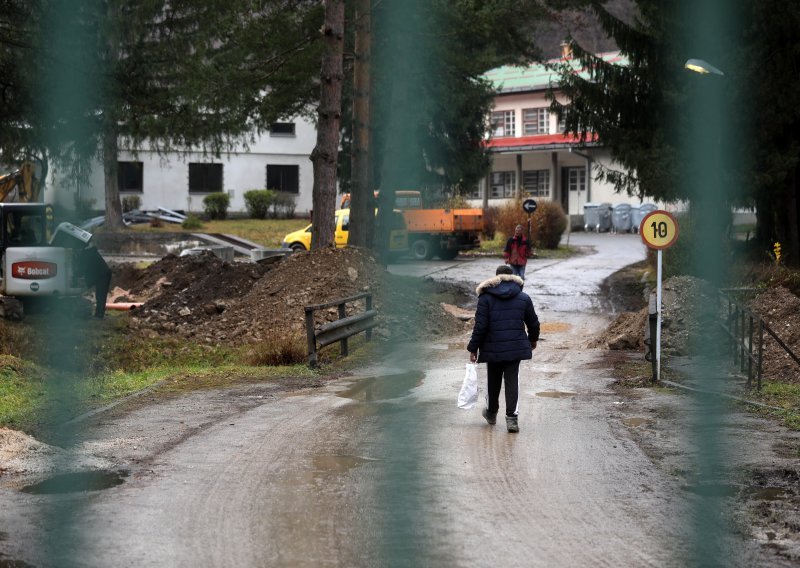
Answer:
[
  {"xmin": 21, "ymin": 470, "xmax": 129, "ymax": 495},
  {"xmin": 682, "ymin": 483, "xmax": 738, "ymax": 498},
  {"xmin": 623, "ymin": 417, "xmax": 653, "ymax": 428},
  {"xmin": 336, "ymin": 371, "xmax": 424, "ymax": 403},
  {"xmin": 535, "ymin": 391, "xmax": 576, "ymax": 398},
  {"xmin": 746, "ymin": 486, "xmax": 787, "ymax": 501},
  {"xmin": 313, "ymin": 454, "xmax": 373, "ymax": 475}
]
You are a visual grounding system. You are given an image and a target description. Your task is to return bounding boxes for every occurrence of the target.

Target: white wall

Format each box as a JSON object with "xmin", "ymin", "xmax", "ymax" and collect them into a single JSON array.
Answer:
[{"xmin": 49, "ymin": 117, "xmax": 317, "ymax": 215}]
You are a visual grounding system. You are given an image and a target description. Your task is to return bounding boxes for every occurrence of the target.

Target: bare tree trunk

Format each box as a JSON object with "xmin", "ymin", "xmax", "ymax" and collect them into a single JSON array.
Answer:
[
  {"xmin": 348, "ymin": 0, "xmax": 373, "ymax": 249},
  {"xmin": 102, "ymin": 0, "xmax": 124, "ymax": 231},
  {"xmin": 102, "ymin": 113, "xmax": 124, "ymax": 230},
  {"xmin": 310, "ymin": 0, "xmax": 344, "ymax": 250}
]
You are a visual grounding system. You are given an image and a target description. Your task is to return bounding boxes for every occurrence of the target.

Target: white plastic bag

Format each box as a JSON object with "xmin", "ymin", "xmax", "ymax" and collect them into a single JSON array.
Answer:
[{"xmin": 457, "ymin": 363, "xmax": 479, "ymax": 409}]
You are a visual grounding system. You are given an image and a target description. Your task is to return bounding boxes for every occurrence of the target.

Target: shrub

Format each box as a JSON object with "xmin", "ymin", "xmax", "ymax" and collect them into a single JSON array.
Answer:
[
  {"xmin": 442, "ymin": 194, "xmax": 470, "ymax": 209},
  {"xmin": 121, "ymin": 195, "xmax": 141, "ymax": 213},
  {"xmin": 246, "ymin": 333, "xmax": 307, "ymax": 366},
  {"xmin": 202, "ymin": 192, "xmax": 230, "ymax": 220},
  {"xmin": 244, "ymin": 189, "xmax": 275, "ymax": 219},
  {"xmin": 182, "ymin": 214, "xmax": 203, "ymax": 230},
  {"xmin": 493, "ymin": 197, "xmax": 567, "ymax": 249},
  {"xmin": 482, "ymin": 206, "xmax": 498, "ymax": 240},
  {"xmin": 270, "ymin": 191, "xmax": 297, "ymax": 219},
  {"xmin": 531, "ymin": 201, "xmax": 567, "ymax": 249},
  {"xmin": 493, "ymin": 197, "xmax": 528, "ymax": 241}
]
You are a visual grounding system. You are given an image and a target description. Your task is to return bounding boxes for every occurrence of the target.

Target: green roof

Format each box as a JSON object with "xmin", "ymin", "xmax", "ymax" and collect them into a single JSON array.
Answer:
[{"xmin": 484, "ymin": 51, "xmax": 627, "ymax": 94}]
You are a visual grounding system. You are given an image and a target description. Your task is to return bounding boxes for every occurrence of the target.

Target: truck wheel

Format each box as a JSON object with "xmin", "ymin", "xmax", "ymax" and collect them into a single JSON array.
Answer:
[
  {"xmin": 411, "ymin": 239, "xmax": 435, "ymax": 260},
  {"xmin": 438, "ymin": 248, "xmax": 459, "ymax": 260}
]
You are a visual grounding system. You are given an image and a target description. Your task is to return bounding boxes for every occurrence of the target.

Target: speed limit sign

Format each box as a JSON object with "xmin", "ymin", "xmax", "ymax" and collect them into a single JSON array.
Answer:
[
  {"xmin": 640, "ymin": 210, "xmax": 679, "ymax": 250},
  {"xmin": 639, "ymin": 209, "xmax": 679, "ymax": 385}
]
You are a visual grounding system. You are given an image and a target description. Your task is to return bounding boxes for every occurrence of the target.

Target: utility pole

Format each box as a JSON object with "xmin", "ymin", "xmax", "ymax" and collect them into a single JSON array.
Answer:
[
  {"xmin": 310, "ymin": 0, "xmax": 344, "ymax": 249},
  {"xmin": 348, "ymin": 0, "xmax": 373, "ymax": 249}
]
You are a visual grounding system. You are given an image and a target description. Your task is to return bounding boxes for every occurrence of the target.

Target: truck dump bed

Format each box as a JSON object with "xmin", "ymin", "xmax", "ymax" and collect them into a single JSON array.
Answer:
[{"xmin": 402, "ymin": 209, "xmax": 483, "ymax": 233}]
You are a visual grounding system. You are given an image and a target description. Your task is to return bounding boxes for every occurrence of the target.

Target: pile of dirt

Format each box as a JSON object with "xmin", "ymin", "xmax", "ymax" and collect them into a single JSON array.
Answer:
[
  {"xmin": 589, "ymin": 309, "xmax": 647, "ymax": 350},
  {"xmin": 114, "ymin": 248, "xmax": 470, "ymax": 346},
  {"xmin": 748, "ymin": 286, "xmax": 800, "ymax": 383},
  {"xmin": 592, "ymin": 272, "xmax": 800, "ymax": 384}
]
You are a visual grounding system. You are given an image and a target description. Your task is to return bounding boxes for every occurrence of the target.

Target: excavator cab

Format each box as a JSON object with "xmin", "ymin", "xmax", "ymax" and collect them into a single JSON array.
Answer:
[{"xmin": 1, "ymin": 204, "xmax": 49, "ymax": 250}]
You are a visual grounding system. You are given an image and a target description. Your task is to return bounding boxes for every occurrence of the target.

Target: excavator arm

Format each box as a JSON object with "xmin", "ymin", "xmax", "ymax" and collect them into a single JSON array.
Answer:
[{"xmin": 0, "ymin": 163, "xmax": 39, "ymax": 202}]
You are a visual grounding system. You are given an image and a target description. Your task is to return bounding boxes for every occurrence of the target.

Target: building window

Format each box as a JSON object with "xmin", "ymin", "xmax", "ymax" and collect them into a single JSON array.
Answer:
[
  {"xmin": 189, "ymin": 163, "xmax": 223, "ymax": 193},
  {"xmin": 523, "ymin": 108, "xmax": 549, "ymax": 135},
  {"xmin": 491, "ymin": 110, "xmax": 515, "ymax": 137},
  {"xmin": 490, "ymin": 171, "xmax": 516, "ymax": 198},
  {"xmin": 266, "ymin": 164, "xmax": 299, "ymax": 194},
  {"xmin": 567, "ymin": 167, "xmax": 586, "ymax": 192},
  {"xmin": 557, "ymin": 109, "xmax": 568, "ymax": 133},
  {"xmin": 117, "ymin": 161, "xmax": 143, "ymax": 193},
  {"xmin": 270, "ymin": 122, "xmax": 296, "ymax": 136},
  {"xmin": 522, "ymin": 170, "xmax": 550, "ymax": 197}
]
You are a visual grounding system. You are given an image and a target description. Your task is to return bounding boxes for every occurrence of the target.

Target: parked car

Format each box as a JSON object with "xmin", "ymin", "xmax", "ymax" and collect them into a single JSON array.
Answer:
[{"xmin": 281, "ymin": 208, "xmax": 408, "ymax": 256}]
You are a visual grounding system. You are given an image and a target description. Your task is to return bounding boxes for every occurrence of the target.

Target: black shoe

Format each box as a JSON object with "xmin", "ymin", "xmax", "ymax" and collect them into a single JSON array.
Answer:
[
  {"xmin": 482, "ymin": 408, "xmax": 497, "ymax": 425},
  {"xmin": 506, "ymin": 416, "xmax": 519, "ymax": 433}
]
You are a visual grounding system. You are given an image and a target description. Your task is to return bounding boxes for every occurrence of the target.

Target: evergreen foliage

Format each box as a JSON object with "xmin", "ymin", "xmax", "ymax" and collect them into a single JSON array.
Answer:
[{"xmin": 552, "ymin": 0, "xmax": 800, "ymax": 265}]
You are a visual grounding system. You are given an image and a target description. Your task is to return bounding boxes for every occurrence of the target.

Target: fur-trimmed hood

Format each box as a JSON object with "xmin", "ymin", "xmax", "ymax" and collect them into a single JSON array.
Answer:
[{"xmin": 475, "ymin": 274, "xmax": 524, "ymax": 297}]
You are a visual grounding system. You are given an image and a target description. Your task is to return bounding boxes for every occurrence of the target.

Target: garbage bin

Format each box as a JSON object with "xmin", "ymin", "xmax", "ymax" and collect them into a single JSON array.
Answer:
[
  {"xmin": 583, "ymin": 203, "xmax": 599, "ymax": 232},
  {"xmin": 597, "ymin": 202, "xmax": 613, "ymax": 232},
  {"xmin": 631, "ymin": 203, "xmax": 657, "ymax": 233},
  {"xmin": 611, "ymin": 203, "xmax": 632, "ymax": 233}
]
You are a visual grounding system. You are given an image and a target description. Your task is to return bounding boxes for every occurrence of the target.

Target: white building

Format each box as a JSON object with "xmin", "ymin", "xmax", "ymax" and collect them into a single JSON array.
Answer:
[
  {"xmin": 49, "ymin": 118, "xmax": 317, "ymax": 216},
  {"xmin": 472, "ymin": 50, "xmax": 658, "ymax": 228}
]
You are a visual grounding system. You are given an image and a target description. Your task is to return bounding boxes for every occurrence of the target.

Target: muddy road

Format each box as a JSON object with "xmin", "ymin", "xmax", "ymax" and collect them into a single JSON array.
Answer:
[{"xmin": 0, "ymin": 233, "xmax": 788, "ymax": 567}]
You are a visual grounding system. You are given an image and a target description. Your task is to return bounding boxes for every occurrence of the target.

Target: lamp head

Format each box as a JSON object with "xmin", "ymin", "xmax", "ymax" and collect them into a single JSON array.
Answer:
[{"xmin": 684, "ymin": 58, "xmax": 725, "ymax": 76}]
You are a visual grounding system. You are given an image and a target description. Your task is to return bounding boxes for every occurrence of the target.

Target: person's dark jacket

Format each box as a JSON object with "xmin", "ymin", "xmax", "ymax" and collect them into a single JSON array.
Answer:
[{"xmin": 467, "ymin": 274, "xmax": 540, "ymax": 363}]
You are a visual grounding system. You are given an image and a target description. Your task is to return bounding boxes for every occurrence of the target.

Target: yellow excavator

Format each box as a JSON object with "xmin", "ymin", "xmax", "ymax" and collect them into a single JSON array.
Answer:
[{"xmin": 0, "ymin": 162, "xmax": 40, "ymax": 203}]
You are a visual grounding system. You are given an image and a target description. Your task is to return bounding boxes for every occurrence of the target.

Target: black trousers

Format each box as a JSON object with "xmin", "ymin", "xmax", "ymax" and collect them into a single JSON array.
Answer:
[{"xmin": 486, "ymin": 360, "xmax": 521, "ymax": 417}]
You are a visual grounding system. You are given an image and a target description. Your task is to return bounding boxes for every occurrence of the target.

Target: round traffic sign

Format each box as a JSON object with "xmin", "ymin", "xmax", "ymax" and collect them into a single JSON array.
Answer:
[
  {"xmin": 640, "ymin": 210, "xmax": 679, "ymax": 249},
  {"xmin": 522, "ymin": 199, "xmax": 537, "ymax": 214}
]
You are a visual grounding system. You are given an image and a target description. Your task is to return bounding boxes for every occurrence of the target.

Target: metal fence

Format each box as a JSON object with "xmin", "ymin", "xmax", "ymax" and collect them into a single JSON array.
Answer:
[
  {"xmin": 304, "ymin": 292, "xmax": 376, "ymax": 367},
  {"xmin": 718, "ymin": 288, "xmax": 800, "ymax": 390}
]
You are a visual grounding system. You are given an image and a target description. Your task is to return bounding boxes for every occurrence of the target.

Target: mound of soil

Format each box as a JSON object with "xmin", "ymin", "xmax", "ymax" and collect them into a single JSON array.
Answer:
[
  {"xmin": 748, "ymin": 286, "xmax": 800, "ymax": 383},
  {"xmin": 592, "ymin": 271, "xmax": 800, "ymax": 384},
  {"xmin": 115, "ymin": 248, "xmax": 470, "ymax": 346}
]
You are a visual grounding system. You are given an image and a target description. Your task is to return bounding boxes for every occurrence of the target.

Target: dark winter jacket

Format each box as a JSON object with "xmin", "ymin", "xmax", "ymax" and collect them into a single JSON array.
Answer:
[
  {"xmin": 503, "ymin": 236, "xmax": 530, "ymax": 266},
  {"xmin": 467, "ymin": 274, "xmax": 540, "ymax": 363}
]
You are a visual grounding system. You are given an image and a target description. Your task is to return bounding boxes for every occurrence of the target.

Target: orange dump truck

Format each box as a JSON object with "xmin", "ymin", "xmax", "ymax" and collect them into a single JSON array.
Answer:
[{"xmin": 341, "ymin": 191, "xmax": 483, "ymax": 260}]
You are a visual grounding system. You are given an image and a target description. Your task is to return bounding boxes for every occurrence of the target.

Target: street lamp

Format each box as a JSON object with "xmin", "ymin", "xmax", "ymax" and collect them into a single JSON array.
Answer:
[{"xmin": 684, "ymin": 58, "xmax": 725, "ymax": 76}]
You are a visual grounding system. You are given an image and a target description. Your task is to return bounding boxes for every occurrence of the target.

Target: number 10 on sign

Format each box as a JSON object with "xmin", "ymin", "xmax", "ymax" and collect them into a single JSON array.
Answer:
[{"xmin": 640, "ymin": 210, "xmax": 679, "ymax": 382}]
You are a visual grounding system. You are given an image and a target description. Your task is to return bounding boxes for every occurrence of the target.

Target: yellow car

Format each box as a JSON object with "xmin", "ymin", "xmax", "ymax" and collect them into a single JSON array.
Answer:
[{"xmin": 281, "ymin": 208, "xmax": 408, "ymax": 254}]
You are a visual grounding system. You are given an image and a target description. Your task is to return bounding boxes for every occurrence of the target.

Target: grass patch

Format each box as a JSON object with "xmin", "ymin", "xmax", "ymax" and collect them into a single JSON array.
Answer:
[
  {"xmin": 130, "ymin": 218, "xmax": 309, "ymax": 248},
  {"xmin": 750, "ymin": 381, "xmax": 800, "ymax": 431},
  {"xmin": 245, "ymin": 333, "xmax": 308, "ymax": 366},
  {"xmin": 0, "ymin": 355, "xmax": 48, "ymax": 429}
]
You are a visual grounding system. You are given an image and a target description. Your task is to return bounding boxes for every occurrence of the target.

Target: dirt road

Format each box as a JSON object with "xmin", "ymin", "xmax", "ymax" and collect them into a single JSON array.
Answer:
[{"xmin": 0, "ymin": 233, "xmax": 789, "ymax": 567}]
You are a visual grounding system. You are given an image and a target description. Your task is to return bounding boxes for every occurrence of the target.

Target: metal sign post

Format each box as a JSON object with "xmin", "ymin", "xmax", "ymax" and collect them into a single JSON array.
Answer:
[
  {"xmin": 639, "ymin": 210, "xmax": 679, "ymax": 382},
  {"xmin": 522, "ymin": 198, "xmax": 537, "ymax": 246}
]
